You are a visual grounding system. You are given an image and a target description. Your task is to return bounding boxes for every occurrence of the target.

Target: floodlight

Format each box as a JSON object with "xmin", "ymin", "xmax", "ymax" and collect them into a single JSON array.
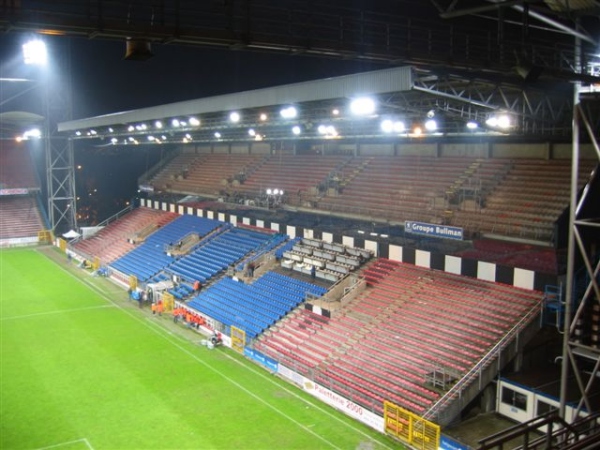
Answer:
[
  {"xmin": 229, "ymin": 112, "xmax": 240, "ymax": 123},
  {"xmin": 426, "ymin": 109, "xmax": 435, "ymax": 119},
  {"xmin": 332, "ymin": 109, "xmax": 340, "ymax": 116},
  {"xmin": 161, "ymin": 135, "xmax": 167, "ymax": 141},
  {"xmin": 497, "ymin": 114, "xmax": 510, "ymax": 129},
  {"xmin": 280, "ymin": 106, "xmax": 297, "ymax": 119},
  {"xmin": 110, "ymin": 138, "xmax": 118, "ymax": 144},
  {"xmin": 317, "ymin": 125, "xmax": 327, "ymax": 135},
  {"xmin": 23, "ymin": 128, "xmax": 41, "ymax": 139},
  {"xmin": 413, "ymin": 126, "xmax": 423, "ymax": 136},
  {"xmin": 292, "ymin": 125, "xmax": 301, "ymax": 135},
  {"xmin": 171, "ymin": 119, "xmax": 180, "ymax": 127},
  {"xmin": 393, "ymin": 121, "xmax": 406, "ymax": 133},
  {"xmin": 424, "ymin": 119, "xmax": 437, "ymax": 132},
  {"xmin": 248, "ymin": 128, "xmax": 256, "ymax": 137},
  {"xmin": 108, "ymin": 127, "xmax": 114, "ymax": 133},
  {"xmin": 127, "ymin": 125, "xmax": 135, "ymax": 132},
  {"xmin": 466, "ymin": 121, "xmax": 478, "ymax": 130},
  {"xmin": 350, "ymin": 97, "xmax": 376, "ymax": 115},
  {"xmin": 381, "ymin": 119, "xmax": 394, "ymax": 133},
  {"xmin": 214, "ymin": 132, "xmax": 222, "ymax": 138},
  {"xmin": 185, "ymin": 133, "xmax": 191, "ymax": 139},
  {"xmin": 75, "ymin": 131, "xmax": 82, "ymax": 136},
  {"xmin": 90, "ymin": 129, "xmax": 97, "ymax": 135},
  {"xmin": 128, "ymin": 137, "xmax": 135, "ymax": 142},
  {"xmin": 147, "ymin": 136, "xmax": 155, "ymax": 141},
  {"xmin": 189, "ymin": 117, "xmax": 200, "ymax": 126},
  {"xmin": 22, "ymin": 39, "xmax": 47, "ymax": 65},
  {"xmin": 485, "ymin": 116, "xmax": 498, "ymax": 127},
  {"xmin": 273, "ymin": 189, "xmax": 280, "ymax": 195},
  {"xmin": 155, "ymin": 121, "xmax": 163, "ymax": 129},
  {"xmin": 259, "ymin": 113, "xmax": 268, "ymax": 121},
  {"xmin": 266, "ymin": 189, "xmax": 273, "ymax": 195}
]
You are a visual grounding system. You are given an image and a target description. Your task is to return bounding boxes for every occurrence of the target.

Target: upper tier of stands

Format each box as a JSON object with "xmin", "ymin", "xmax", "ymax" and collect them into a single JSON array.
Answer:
[
  {"xmin": 451, "ymin": 158, "xmax": 597, "ymax": 241},
  {"xmin": 254, "ymin": 258, "xmax": 542, "ymax": 416},
  {"xmin": 188, "ymin": 271, "xmax": 327, "ymax": 339},
  {"xmin": 0, "ymin": 196, "xmax": 44, "ymax": 240},
  {"xmin": 150, "ymin": 153, "xmax": 265, "ymax": 196},
  {"xmin": 235, "ymin": 154, "xmax": 349, "ymax": 206},
  {"xmin": 72, "ymin": 207, "xmax": 178, "ymax": 263},
  {"xmin": 144, "ymin": 153, "xmax": 595, "ymax": 242},
  {"xmin": 0, "ymin": 142, "xmax": 39, "ymax": 191}
]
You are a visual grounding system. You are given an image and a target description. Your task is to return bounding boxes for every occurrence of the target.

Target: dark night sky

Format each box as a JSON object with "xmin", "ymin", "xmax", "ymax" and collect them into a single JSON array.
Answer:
[{"xmin": 2, "ymin": 32, "xmax": 383, "ymax": 223}]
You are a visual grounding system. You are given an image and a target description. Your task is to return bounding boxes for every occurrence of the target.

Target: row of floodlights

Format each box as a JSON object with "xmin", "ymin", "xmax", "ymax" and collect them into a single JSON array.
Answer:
[
  {"xmin": 75, "ymin": 97, "xmax": 378, "ymax": 138},
  {"xmin": 77, "ymin": 105, "xmax": 512, "ymax": 142},
  {"xmin": 266, "ymin": 188, "xmax": 284, "ymax": 195}
]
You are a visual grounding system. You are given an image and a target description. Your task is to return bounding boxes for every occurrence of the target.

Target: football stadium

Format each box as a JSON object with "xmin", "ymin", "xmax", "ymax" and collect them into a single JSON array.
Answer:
[{"xmin": 2, "ymin": 2, "xmax": 600, "ymax": 450}]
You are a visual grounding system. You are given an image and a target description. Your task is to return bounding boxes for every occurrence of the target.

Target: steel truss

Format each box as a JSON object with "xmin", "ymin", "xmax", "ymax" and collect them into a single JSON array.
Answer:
[
  {"xmin": 43, "ymin": 66, "xmax": 77, "ymax": 234},
  {"xmin": 411, "ymin": 74, "xmax": 574, "ymax": 135},
  {"xmin": 560, "ymin": 86, "xmax": 600, "ymax": 420}
]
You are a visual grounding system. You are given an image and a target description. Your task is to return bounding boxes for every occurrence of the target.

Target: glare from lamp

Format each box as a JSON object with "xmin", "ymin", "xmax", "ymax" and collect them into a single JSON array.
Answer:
[
  {"xmin": 214, "ymin": 132, "xmax": 222, "ymax": 138},
  {"xmin": 22, "ymin": 39, "xmax": 47, "ymax": 65},
  {"xmin": 23, "ymin": 128, "xmax": 42, "ymax": 139},
  {"xmin": 280, "ymin": 106, "xmax": 297, "ymax": 119},
  {"xmin": 171, "ymin": 119, "xmax": 180, "ymax": 127},
  {"xmin": 229, "ymin": 112, "xmax": 240, "ymax": 123},
  {"xmin": 497, "ymin": 115, "xmax": 510, "ymax": 129},
  {"xmin": 292, "ymin": 125, "xmax": 301, "ymax": 135},
  {"xmin": 332, "ymin": 109, "xmax": 340, "ymax": 116},
  {"xmin": 350, "ymin": 97, "xmax": 376, "ymax": 115},
  {"xmin": 266, "ymin": 189, "xmax": 272, "ymax": 195},
  {"xmin": 424, "ymin": 119, "xmax": 437, "ymax": 132},
  {"xmin": 259, "ymin": 113, "xmax": 268, "ymax": 121},
  {"xmin": 485, "ymin": 116, "xmax": 498, "ymax": 127},
  {"xmin": 466, "ymin": 121, "xmax": 478, "ymax": 130},
  {"xmin": 248, "ymin": 128, "xmax": 256, "ymax": 137},
  {"xmin": 380, "ymin": 119, "xmax": 394, "ymax": 133},
  {"xmin": 189, "ymin": 117, "xmax": 200, "ymax": 126},
  {"xmin": 393, "ymin": 121, "xmax": 406, "ymax": 133},
  {"xmin": 155, "ymin": 121, "xmax": 163, "ymax": 129},
  {"xmin": 110, "ymin": 138, "xmax": 118, "ymax": 144}
]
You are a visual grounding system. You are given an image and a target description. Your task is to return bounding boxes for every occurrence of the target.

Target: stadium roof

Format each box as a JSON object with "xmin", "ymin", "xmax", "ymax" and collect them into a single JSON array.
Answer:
[{"xmin": 58, "ymin": 64, "xmax": 584, "ymax": 145}]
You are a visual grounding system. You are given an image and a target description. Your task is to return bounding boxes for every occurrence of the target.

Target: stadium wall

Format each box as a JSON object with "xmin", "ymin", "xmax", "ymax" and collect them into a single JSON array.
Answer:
[
  {"xmin": 183, "ymin": 141, "xmax": 597, "ymax": 159},
  {"xmin": 141, "ymin": 199, "xmax": 557, "ymax": 291}
]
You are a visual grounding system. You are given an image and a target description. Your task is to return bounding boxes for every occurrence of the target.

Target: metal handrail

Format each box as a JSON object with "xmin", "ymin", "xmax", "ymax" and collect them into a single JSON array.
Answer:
[{"xmin": 423, "ymin": 298, "xmax": 542, "ymax": 421}]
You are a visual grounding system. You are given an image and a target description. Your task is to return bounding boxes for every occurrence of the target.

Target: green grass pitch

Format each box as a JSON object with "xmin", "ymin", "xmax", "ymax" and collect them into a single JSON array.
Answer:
[{"xmin": 0, "ymin": 248, "xmax": 401, "ymax": 450}]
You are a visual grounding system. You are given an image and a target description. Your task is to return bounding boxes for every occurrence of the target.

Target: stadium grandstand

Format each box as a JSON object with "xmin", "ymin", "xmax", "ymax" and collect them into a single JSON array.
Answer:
[
  {"xmin": 0, "ymin": 140, "xmax": 49, "ymax": 247},
  {"xmin": 3, "ymin": 1, "xmax": 600, "ymax": 449},
  {"xmin": 52, "ymin": 66, "xmax": 599, "ymax": 448}
]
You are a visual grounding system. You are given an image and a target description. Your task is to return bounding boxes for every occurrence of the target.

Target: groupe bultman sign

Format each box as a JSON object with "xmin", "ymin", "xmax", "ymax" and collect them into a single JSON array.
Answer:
[{"xmin": 404, "ymin": 221, "xmax": 464, "ymax": 241}]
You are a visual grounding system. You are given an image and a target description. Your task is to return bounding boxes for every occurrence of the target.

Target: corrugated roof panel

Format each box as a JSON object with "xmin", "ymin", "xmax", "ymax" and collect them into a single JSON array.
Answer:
[{"xmin": 58, "ymin": 66, "xmax": 413, "ymax": 132}]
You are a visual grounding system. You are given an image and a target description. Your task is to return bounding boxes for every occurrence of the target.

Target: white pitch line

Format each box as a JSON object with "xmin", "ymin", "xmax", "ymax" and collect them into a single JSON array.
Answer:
[
  {"xmin": 45, "ymin": 255, "xmax": 394, "ymax": 450},
  {"xmin": 34, "ymin": 438, "xmax": 89, "ymax": 450},
  {"xmin": 82, "ymin": 438, "xmax": 94, "ymax": 450},
  {"xmin": 1, "ymin": 304, "xmax": 115, "ymax": 321}
]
